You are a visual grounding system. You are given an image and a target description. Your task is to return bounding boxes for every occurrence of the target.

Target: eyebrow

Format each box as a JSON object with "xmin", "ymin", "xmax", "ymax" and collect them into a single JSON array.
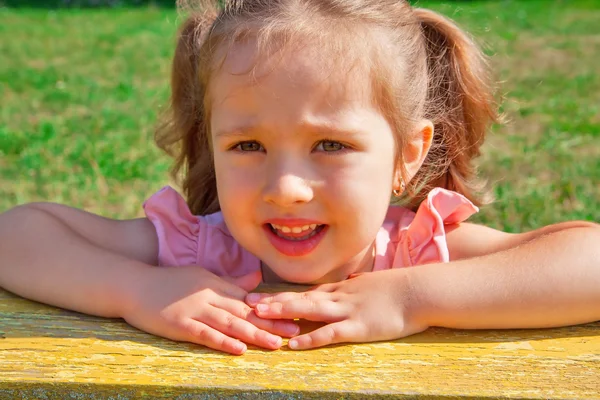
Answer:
[
  {"xmin": 213, "ymin": 121, "xmax": 368, "ymax": 139},
  {"xmin": 214, "ymin": 125, "xmax": 257, "ymax": 138}
]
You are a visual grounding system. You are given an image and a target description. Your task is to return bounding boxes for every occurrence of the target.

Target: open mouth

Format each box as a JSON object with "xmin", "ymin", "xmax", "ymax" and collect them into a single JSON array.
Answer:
[
  {"xmin": 263, "ymin": 223, "xmax": 329, "ymax": 257},
  {"xmin": 268, "ymin": 223, "xmax": 326, "ymax": 241}
]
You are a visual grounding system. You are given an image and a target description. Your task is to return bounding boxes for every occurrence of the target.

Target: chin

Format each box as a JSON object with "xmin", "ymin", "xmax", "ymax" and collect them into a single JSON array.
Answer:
[
  {"xmin": 275, "ymin": 268, "xmax": 343, "ymax": 285},
  {"xmin": 260, "ymin": 253, "xmax": 351, "ymax": 285},
  {"xmin": 278, "ymin": 273, "xmax": 323, "ymax": 285}
]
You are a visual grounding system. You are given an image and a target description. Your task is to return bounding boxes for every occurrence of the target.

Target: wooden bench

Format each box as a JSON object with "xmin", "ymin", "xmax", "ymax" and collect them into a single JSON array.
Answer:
[{"xmin": 1, "ymin": 286, "xmax": 599, "ymax": 398}]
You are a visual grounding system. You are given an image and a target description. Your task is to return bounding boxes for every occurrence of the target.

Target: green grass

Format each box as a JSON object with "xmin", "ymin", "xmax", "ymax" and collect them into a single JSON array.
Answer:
[{"xmin": 1, "ymin": 0, "xmax": 599, "ymax": 231}]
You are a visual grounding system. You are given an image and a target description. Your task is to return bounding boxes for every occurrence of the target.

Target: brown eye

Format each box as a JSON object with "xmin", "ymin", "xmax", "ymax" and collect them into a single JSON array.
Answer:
[
  {"xmin": 235, "ymin": 141, "xmax": 263, "ymax": 152},
  {"xmin": 316, "ymin": 140, "xmax": 345, "ymax": 152}
]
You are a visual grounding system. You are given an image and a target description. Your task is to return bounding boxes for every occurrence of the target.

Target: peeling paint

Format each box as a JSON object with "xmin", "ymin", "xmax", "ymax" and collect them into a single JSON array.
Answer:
[{"xmin": 2, "ymin": 289, "xmax": 600, "ymax": 398}]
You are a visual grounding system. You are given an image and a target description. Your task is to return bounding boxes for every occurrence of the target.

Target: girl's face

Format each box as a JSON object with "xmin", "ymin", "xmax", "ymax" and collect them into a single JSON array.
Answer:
[{"xmin": 210, "ymin": 40, "xmax": 398, "ymax": 284}]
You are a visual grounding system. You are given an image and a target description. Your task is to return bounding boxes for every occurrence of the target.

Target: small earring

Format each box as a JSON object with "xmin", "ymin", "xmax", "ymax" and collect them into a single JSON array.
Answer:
[{"xmin": 392, "ymin": 180, "xmax": 406, "ymax": 197}]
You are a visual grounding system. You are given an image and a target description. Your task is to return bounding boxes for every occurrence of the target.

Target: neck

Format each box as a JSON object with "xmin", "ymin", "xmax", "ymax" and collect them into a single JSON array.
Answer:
[{"xmin": 260, "ymin": 262, "xmax": 288, "ymax": 284}]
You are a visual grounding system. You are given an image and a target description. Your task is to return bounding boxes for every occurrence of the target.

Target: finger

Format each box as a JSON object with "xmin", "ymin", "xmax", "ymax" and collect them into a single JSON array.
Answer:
[
  {"xmin": 245, "ymin": 292, "xmax": 274, "ymax": 306},
  {"xmin": 246, "ymin": 312, "xmax": 300, "ymax": 338},
  {"xmin": 175, "ymin": 318, "xmax": 248, "ymax": 355},
  {"xmin": 288, "ymin": 321, "xmax": 360, "ymax": 350},
  {"xmin": 308, "ymin": 282, "xmax": 340, "ymax": 293},
  {"xmin": 246, "ymin": 290, "xmax": 330, "ymax": 306},
  {"xmin": 254, "ymin": 299, "xmax": 350, "ymax": 322},
  {"xmin": 214, "ymin": 296, "xmax": 300, "ymax": 338},
  {"xmin": 202, "ymin": 307, "xmax": 283, "ymax": 350},
  {"xmin": 225, "ymin": 270, "xmax": 263, "ymax": 292}
]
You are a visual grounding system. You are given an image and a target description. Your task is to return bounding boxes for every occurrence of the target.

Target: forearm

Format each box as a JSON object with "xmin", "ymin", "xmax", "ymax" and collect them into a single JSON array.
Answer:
[
  {"xmin": 409, "ymin": 226, "xmax": 600, "ymax": 329},
  {"xmin": 0, "ymin": 206, "xmax": 149, "ymax": 318}
]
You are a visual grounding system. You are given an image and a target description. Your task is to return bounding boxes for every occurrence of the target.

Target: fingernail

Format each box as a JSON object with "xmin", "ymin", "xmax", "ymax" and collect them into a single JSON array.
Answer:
[
  {"xmin": 234, "ymin": 341, "xmax": 246, "ymax": 353},
  {"xmin": 256, "ymin": 304, "xmax": 268, "ymax": 312},
  {"xmin": 288, "ymin": 339, "xmax": 298, "ymax": 349},
  {"xmin": 269, "ymin": 335, "xmax": 282, "ymax": 347},
  {"xmin": 246, "ymin": 293, "xmax": 260, "ymax": 304}
]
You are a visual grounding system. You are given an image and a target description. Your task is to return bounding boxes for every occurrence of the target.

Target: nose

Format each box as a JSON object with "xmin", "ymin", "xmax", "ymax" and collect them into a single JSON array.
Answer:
[{"xmin": 262, "ymin": 157, "xmax": 314, "ymax": 207}]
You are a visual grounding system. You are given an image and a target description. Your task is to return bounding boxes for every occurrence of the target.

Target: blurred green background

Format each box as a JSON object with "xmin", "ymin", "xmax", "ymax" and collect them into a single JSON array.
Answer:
[{"xmin": 1, "ymin": 0, "xmax": 598, "ymax": 231}]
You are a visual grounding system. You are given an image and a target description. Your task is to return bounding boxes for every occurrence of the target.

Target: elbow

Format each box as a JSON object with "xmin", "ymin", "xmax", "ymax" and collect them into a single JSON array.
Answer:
[
  {"xmin": 1, "ymin": 202, "xmax": 60, "ymax": 221},
  {"xmin": 555, "ymin": 220, "xmax": 600, "ymax": 231},
  {"xmin": 2, "ymin": 202, "xmax": 52, "ymax": 214},
  {"xmin": 584, "ymin": 222, "xmax": 600, "ymax": 244},
  {"xmin": 571, "ymin": 220, "xmax": 600, "ymax": 230},
  {"xmin": 0, "ymin": 203, "xmax": 58, "ymax": 238},
  {"xmin": 0, "ymin": 205, "xmax": 40, "ymax": 258},
  {"xmin": 556, "ymin": 221, "xmax": 600, "ymax": 245},
  {"xmin": 535, "ymin": 220, "xmax": 600, "ymax": 238},
  {"xmin": 11, "ymin": 202, "xmax": 60, "ymax": 214},
  {"xmin": 566, "ymin": 221, "xmax": 600, "ymax": 247},
  {"xmin": 0, "ymin": 203, "xmax": 33, "ymax": 225},
  {"xmin": 563, "ymin": 223, "xmax": 600, "ymax": 255}
]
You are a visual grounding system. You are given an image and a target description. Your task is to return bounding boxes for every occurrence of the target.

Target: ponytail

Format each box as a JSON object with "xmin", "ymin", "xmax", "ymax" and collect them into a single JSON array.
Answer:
[
  {"xmin": 407, "ymin": 8, "xmax": 498, "ymax": 208},
  {"xmin": 155, "ymin": 8, "xmax": 221, "ymax": 215}
]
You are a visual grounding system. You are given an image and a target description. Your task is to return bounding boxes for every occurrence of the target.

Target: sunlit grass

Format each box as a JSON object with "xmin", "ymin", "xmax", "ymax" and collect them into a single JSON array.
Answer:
[{"xmin": 1, "ymin": 0, "xmax": 599, "ymax": 230}]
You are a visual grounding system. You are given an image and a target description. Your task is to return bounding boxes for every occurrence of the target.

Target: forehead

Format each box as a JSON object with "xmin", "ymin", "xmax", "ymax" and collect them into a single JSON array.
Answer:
[{"xmin": 208, "ymin": 35, "xmax": 376, "ymax": 115}]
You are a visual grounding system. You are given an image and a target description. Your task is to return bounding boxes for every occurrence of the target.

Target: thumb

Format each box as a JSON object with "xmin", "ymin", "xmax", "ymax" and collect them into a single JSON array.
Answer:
[{"xmin": 225, "ymin": 269, "xmax": 263, "ymax": 292}]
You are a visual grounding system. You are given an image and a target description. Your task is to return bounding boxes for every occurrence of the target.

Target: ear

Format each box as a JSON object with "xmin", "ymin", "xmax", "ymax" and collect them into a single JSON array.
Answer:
[{"xmin": 393, "ymin": 119, "xmax": 434, "ymax": 191}]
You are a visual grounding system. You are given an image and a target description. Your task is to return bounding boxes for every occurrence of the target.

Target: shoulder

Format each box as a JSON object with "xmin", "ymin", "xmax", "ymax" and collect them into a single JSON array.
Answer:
[
  {"xmin": 143, "ymin": 186, "xmax": 227, "ymax": 230},
  {"xmin": 444, "ymin": 223, "xmax": 515, "ymax": 261},
  {"xmin": 376, "ymin": 188, "xmax": 480, "ymax": 269},
  {"xmin": 143, "ymin": 186, "xmax": 260, "ymax": 275},
  {"xmin": 384, "ymin": 187, "xmax": 480, "ymax": 232}
]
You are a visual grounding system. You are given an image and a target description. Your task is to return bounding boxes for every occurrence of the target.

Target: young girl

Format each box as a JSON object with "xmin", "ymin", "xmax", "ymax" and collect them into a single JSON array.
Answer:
[{"xmin": 1, "ymin": 0, "xmax": 599, "ymax": 356}]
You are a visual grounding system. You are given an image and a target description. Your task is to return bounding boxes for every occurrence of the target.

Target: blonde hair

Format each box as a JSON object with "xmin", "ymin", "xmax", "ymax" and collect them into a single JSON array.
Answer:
[{"xmin": 156, "ymin": 0, "xmax": 498, "ymax": 215}]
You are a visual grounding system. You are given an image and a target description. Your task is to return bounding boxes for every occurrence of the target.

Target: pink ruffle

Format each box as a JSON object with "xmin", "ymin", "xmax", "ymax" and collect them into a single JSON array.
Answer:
[
  {"xmin": 144, "ymin": 186, "xmax": 477, "ymax": 277},
  {"xmin": 143, "ymin": 186, "xmax": 260, "ymax": 277},
  {"xmin": 374, "ymin": 188, "xmax": 478, "ymax": 270}
]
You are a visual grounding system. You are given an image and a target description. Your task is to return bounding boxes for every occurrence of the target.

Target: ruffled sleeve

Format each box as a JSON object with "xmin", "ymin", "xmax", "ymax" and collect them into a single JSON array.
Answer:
[
  {"xmin": 373, "ymin": 188, "xmax": 479, "ymax": 271},
  {"xmin": 143, "ymin": 186, "xmax": 261, "ymax": 277},
  {"xmin": 400, "ymin": 187, "xmax": 478, "ymax": 267}
]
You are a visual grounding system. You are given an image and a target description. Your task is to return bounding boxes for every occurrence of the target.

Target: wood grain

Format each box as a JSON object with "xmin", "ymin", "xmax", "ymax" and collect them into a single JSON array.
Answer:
[{"xmin": 1, "ymin": 288, "xmax": 599, "ymax": 399}]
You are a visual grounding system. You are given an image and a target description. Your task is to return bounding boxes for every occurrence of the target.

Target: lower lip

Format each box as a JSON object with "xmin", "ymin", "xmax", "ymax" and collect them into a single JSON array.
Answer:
[{"xmin": 263, "ymin": 225, "xmax": 328, "ymax": 257}]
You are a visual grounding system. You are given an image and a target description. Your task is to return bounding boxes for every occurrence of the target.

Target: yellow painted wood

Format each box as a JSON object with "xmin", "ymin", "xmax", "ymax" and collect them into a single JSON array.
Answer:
[{"xmin": 1, "ymin": 287, "xmax": 600, "ymax": 399}]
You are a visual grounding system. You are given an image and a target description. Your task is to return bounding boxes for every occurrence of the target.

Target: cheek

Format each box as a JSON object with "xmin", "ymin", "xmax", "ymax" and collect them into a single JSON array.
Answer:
[
  {"xmin": 324, "ymin": 150, "xmax": 395, "ymax": 201},
  {"xmin": 214, "ymin": 156, "xmax": 261, "ymax": 218},
  {"xmin": 322, "ymin": 150, "xmax": 395, "ymax": 234},
  {"xmin": 216, "ymin": 166, "xmax": 257, "ymax": 194}
]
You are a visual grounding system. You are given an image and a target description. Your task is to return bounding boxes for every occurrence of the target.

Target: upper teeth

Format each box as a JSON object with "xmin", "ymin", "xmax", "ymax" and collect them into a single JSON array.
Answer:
[{"xmin": 271, "ymin": 223, "xmax": 317, "ymax": 233}]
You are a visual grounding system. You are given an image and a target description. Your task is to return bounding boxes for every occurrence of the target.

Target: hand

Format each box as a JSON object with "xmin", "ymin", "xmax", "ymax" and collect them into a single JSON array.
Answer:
[
  {"xmin": 122, "ymin": 266, "xmax": 300, "ymax": 355},
  {"xmin": 245, "ymin": 269, "xmax": 428, "ymax": 350}
]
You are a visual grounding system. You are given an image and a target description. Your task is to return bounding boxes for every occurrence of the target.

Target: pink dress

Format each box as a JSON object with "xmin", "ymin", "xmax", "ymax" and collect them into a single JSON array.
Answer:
[{"xmin": 143, "ymin": 187, "xmax": 478, "ymax": 277}]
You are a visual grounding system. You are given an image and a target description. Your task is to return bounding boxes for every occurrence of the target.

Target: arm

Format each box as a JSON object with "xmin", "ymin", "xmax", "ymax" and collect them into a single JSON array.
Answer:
[
  {"xmin": 411, "ymin": 221, "xmax": 600, "ymax": 329},
  {"xmin": 0, "ymin": 203, "xmax": 158, "ymax": 317},
  {"xmin": 245, "ymin": 220, "xmax": 600, "ymax": 350},
  {"xmin": 0, "ymin": 203, "xmax": 299, "ymax": 354}
]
